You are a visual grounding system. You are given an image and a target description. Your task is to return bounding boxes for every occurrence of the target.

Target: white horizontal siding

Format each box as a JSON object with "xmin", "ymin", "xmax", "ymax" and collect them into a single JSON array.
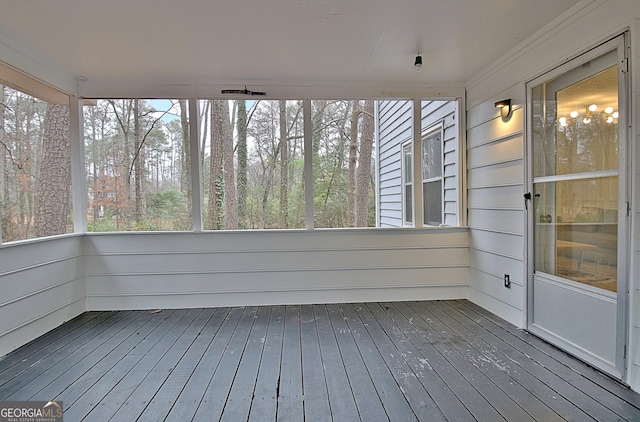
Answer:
[
  {"xmin": 377, "ymin": 99, "xmax": 459, "ymax": 227},
  {"xmin": 469, "ymin": 229, "xmax": 524, "ymax": 260},
  {"xmin": 377, "ymin": 100, "xmax": 413, "ymax": 228},
  {"xmin": 467, "ymin": 159, "xmax": 524, "ymax": 189},
  {"xmin": 466, "ymin": 84, "xmax": 525, "ymax": 327},
  {"xmin": 465, "ymin": 1, "xmax": 640, "ymax": 390},
  {"xmin": 631, "ymin": 15, "xmax": 640, "ymax": 393},
  {"xmin": 468, "ymin": 185, "xmax": 524, "ymax": 210},
  {"xmin": 468, "ymin": 208, "xmax": 523, "ymax": 235},
  {"xmin": 0, "ymin": 236, "xmax": 86, "ymax": 357},
  {"xmin": 84, "ymin": 229, "xmax": 469, "ymax": 310}
]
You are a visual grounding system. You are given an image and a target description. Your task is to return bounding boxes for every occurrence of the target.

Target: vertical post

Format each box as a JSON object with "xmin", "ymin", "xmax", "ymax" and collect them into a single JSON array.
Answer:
[
  {"xmin": 70, "ymin": 96, "xmax": 87, "ymax": 233},
  {"xmin": 303, "ymin": 99, "xmax": 314, "ymax": 230},
  {"xmin": 189, "ymin": 98, "xmax": 203, "ymax": 232},
  {"xmin": 457, "ymin": 95, "xmax": 467, "ymax": 227},
  {"xmin": 413, "ymin": 97, "xmax": 423, "ymax": 228},
  {"xmin": 374, "ymin": 100, "xmax": 381, "ymax": 227}
]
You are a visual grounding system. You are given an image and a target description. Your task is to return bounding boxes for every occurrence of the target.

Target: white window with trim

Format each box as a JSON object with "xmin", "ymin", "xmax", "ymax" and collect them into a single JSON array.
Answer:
[
  {"xmin": 376, "ymin": 100, "xmax": 458, "ymax": 228},
  {"xmin": 421, "ymin": 125, "xmax": 443, "ymax": 226},
  {"xmin": 401, "ymin": 140, "xmax": 413, "ymax": 226}
]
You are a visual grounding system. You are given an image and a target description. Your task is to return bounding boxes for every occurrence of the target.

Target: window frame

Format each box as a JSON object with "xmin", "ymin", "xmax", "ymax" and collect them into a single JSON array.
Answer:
[
  {"xmin": 401, "ymin": 139, "xmax": 414, "ymax": 226},
  {"xmin": 420, "ymin": 124, "xmax": 444, "ymax": 226}
]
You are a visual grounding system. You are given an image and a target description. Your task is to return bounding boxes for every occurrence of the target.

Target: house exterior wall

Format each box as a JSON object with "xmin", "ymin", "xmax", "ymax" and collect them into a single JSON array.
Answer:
[
  {"xmin": 631, "ymin": 14, "xmax": 640, "ymax": 396},
  {"xmin": 465, "ymin": 0, "xmax": 640, "ymax": 391},
  {"xmin": 84, "ymin": 228, "xmax": 469, "ymax": 310},
  {"xmin": 0, "ymin": 235, "xmax": 86, "ymax": 357},
  {"xmin": 466, "ymin": 102, "xmax": 525, "ymax": 325},
  {"xmin": 377, "ymin": 100, "xmax": 458, "ymax": 227},
  {"xmin": 377, "ymin": 100, "xmax": 412, "ymax": 227},
  {"xmin": 422, "ymin": 100, "xmax": 459, "ymax": 226}
]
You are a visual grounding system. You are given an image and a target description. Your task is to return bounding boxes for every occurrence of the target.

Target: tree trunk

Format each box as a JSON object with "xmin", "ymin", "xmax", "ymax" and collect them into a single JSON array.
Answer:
[
  {"xmin": 133, "ymin": 99, "xmax": 146, "ymax": 223},
  {"xmin": 208, "ymin": 100, "xmax": 224, "ymax": 229},
  {"xmin": 89, "ymin": 107, "xmax": 100, "ymax": 224},
  {"xmin": 35, "ymin": 104, "xmax": 71, "ymax": 237},
  {"xmin": 19, "ymin": 104, "xmax": 35, "ymax": 237},
  {"xmin": 109, "ymin": 100, "xmax": 132, "ymax": 228},
  {"xmin": 222, "ymin": 100, "xmax": 237, "ymax": 229},
  {"xmin": 200, "ymin": 100, "xmax": 210, "ymax": 171},
  {"xmin": 347, "ymin": 100, "xmax": 359, "ymax": 227},
  {"xmin": 279, "ymin": 100, "xmax": 289, "ymax": 228},
  {"xmin": 236, "ymin": 100, "xmax": 248, "ymax": 228},
  {"xmin": 0, "ymin": 85, "xmax": 6, "ymax": 240},
  {"xmin": 356, "ymin": 100, "xmax": 374, "ymax": 227},
  {"xmin": 179, "ymin": 100, "xmax": 191, "ymax": 224}
]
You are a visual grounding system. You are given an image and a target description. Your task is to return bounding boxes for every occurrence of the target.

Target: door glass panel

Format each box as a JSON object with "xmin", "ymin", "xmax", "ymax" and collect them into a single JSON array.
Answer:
[
  {"xmin": 533, "ymin": 50, "xmax": 619, "ymax": 178},
  {"xmin": 534, "ymin": 177, "xmax": 617, "ymax": 291},
  {"xmin": 532, "ymin": 48, "xmax": 619, "ymax": 293}
]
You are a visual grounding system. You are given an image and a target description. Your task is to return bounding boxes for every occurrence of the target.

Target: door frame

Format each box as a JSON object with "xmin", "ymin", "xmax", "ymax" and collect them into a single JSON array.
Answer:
[{"xmin": 524, "ymin": 32, "xmax": 631, "ymax": 381}]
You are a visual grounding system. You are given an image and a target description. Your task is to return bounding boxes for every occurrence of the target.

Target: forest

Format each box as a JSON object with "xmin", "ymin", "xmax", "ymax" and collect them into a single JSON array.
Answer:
[{"xmin": 1, "ymin": 85, "xmax": 377, "ymax": 242}]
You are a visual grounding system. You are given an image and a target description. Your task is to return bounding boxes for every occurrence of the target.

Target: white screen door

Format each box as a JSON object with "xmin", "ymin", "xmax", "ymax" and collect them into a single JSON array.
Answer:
[{"xmin": 527, "ymin": 34, "xmax": 629, "ymax": 379}]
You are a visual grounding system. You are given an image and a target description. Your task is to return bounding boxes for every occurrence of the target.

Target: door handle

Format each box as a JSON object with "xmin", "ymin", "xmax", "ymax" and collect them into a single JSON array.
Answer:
[{"xmin": 524, "ymin": 192, "xmax": 540, "ymax": 210}]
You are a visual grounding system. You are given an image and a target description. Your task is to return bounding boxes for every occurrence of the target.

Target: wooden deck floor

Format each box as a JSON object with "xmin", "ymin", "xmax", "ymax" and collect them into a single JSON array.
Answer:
[{"xmin": 1, "ymin": 300, "xmax": 639, "ymax": 421}]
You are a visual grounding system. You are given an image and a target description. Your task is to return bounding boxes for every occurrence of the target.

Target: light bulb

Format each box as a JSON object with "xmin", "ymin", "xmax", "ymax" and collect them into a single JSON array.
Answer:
[
  {"xmin": 559, "ymin": 117, "xmax": 567, "ymax": 126},
  {"xmin": 570, "ymin": 111, "xmax": 578, "ymax": 118},
  {"xmin": 583, "ymin": 117, "xmax": 591, "ymax": 124},
  {"xmin": 414, "ymin": 55, "xmax": 423, "ymax": 72},
  {"xmin": 605, "ymin": 106, "xmax": 614, "ymax": 114},
  {"xmin": 606, "ymin": 116, "xmax": 614, "ymax": 123},
  {"xmin": 588, "ymin": 104, "xmax": 598, "ymax": 112},
  {"xmin": 612, "ymin": 111, "xmax": 619, "ymax": 119}
]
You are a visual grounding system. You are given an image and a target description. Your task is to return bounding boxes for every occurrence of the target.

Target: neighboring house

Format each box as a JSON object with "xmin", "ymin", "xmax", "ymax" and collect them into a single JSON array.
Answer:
[{"xmin": 376, "ymin": 100, "xmax": 459, "ymax": 227}]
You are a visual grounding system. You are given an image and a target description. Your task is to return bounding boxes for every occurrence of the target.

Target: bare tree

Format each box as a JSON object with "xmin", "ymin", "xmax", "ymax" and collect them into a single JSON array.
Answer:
[
  {"xmin": 222, "ymin": 100, "xmax": 237, "ymax": 229},
  {"xmin": 279, "ymin": 100, "xmax": 288, "ymax": 228},
  {"xmin": 208, "ymin": 100, "xmax": 224, "ymax": 229},
  {"xmin": 35, "ymin": 104, "xmax": 71, "ymax": 237},
  {"xmin": 133, "ymin": 100, "xmax": 146, "ymax": 223},
  {"xmin": 236, "ymin": 100, "xmax": 247, "ymax": 228},
  {"xmin": 179, "ymin": 99, "xmax": 191, "ymax": 221},
  {"xmin": 347, "ymin": 100, "xmax": 360, "ymax": 227},
  {"xmin": 356, "ymin": 100, "xmax": 374, "ymax": 227},
  {"xmin": 108, "ymin": 99, "xmax": 133, "ymax": 226},
  {"xmin": 0, "ymin": 86, "xmax": 6, "ymax": 239}
]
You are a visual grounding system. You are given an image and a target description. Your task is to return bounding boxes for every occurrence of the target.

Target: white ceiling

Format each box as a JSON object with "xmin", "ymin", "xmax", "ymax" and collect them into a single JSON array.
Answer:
[{"xmin": 0, "ymin": 0, "xmax": 582, "ymax": 96}]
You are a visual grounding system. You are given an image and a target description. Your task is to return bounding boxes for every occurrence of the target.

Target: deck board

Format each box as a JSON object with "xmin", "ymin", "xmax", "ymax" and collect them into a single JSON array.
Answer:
[
  {"xmin": 419, "ymin": 302, "xmax": 565, "ymax": 422},
  {"xmin": 372, "ymin": 302, "xmax": 488, "ymax": 421},
  {"xmin": 248, "ymin": 305, "xmax": 284, "ymax": 422},
  {"xmin": 299, "ymin": 304, "xmax": 332, "ymax": 422},
  {"xmin": 84, "ymin": 309, "xmax": 191, "ymax": 420},
  {"xmin": 325, "ymin": 303, "xmax": 389, "ymax": 422},
  {"xmin": 276, "ymin": 305, "xmax": 305, "ymax": 422},
  {"xmin": 220, "ymin": 306, "xmax": 271, "ymax": 422},
  {"xmin": 456, "ymin": 300, "xmax": 640, "ymax": 409},
  {"xmin": 164, "ymin": 307, "xmax": 239, "ymax": 422},
  {"xmin": 192, "ymin": 306, "xmax": 258, "ymax": 421},
  {"xmin": 1, "ymin": 300, "xmax": 639, "ymax": 421},
  {"xmin": 312, "ymin": 304, "xmax": 360, "ymax": 422},
  {"xmin": 354, "ymin": 303, "xmax": 445, "ymax": 421},
  {"xmin": 64, "ymin": 309, "xmax": 182, "ymax": 421},
  {"xmin": 340, "ymin": 303, "xmax": 417, "ymax": 421},
  {"xmin": 441, "ymin": 300, "xmax": 640, "ymax": 421}
]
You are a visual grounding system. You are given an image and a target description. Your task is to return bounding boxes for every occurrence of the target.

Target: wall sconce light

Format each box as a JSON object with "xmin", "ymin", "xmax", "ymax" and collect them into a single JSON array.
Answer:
[
  {"xmin": 494, "ymin": 99, "xmax": 512, "ymax": 119},
  {"xmin": 414, "ymin": 55, "xmax": 423, "ymax": 72}
]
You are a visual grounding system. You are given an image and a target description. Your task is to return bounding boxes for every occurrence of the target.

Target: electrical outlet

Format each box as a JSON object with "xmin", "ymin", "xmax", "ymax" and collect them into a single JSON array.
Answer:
[{"xmin": 504, "ymin": 274, "xmax": 511, "ymax": 288}]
